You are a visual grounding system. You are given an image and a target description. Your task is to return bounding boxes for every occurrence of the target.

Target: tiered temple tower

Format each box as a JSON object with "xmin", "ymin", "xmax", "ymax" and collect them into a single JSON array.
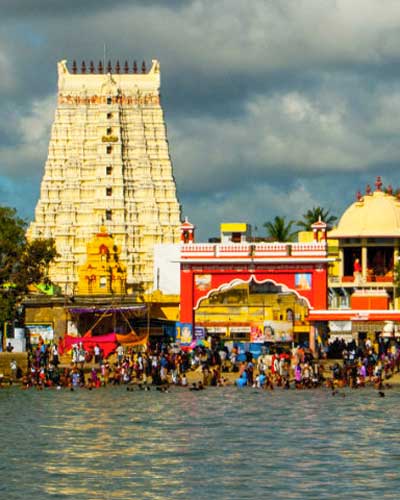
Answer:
[{"xmin": 27, "ymin": 59, "xmax": 181, "ymax": 295}]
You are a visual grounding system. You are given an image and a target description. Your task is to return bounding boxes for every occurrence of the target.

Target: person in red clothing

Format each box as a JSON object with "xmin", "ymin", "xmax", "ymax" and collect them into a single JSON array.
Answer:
[
  {"xmin": 271, "ymin": 353, "xmax": 279, "ymax": 375},
  {"xmin": 353, "ymin": 258, "xmax": 361, "ymax": 273},
  {"xmin": 353, "ymin": 257, "xmax": 362, "ymax": 284}
]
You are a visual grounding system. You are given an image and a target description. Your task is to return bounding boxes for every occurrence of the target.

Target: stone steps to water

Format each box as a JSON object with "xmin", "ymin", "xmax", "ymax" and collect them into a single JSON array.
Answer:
[{"xmin": 0, "ymin": 352, "xmax": 28, "ymax": 378}]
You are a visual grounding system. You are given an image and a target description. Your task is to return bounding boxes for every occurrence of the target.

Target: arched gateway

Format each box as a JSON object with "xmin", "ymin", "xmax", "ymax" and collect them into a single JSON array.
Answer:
[{"xmin": 179, "ymin": 220, "xmax": 332, "ymax": 351}]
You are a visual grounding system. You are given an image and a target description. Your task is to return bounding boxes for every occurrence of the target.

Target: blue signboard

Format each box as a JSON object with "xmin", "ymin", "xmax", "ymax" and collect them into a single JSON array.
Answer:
[{"xmin": 176, "ymin": 323, "xmax": 193, "ymax": 347}]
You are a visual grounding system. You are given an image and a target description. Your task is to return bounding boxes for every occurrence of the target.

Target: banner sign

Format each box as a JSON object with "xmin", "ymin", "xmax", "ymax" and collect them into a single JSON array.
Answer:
[
  {"xmin": 250, "ymin": 321, "xmax": 293, "ymax": 343},
  {"xmin": 194, "ymin": 326, "xmax": 206, "ymax": 340},
  {"xmin": 295, "ymin": 273, "xmax": 312, "ymax": 291},
  {"xmin": 194, "ymin": 274, "xmax": 212, "ymax": 291},
  {"xmin": 229, "ymin": 326, "xmax": 251, "ymax": 333},
  {"xmin": 176, "ymin": 323, "xmax": 193, "ymax": 347},
  {"xmin": 206, "ymin": 327, "xmax": 228, "ymax": 334},
  {"xmin": 25, "ymin": 323, "xmax": 54, "ymax": 344},
  {"xmin": 328, "ymin": 321, "xmax": 352, "ymax": 332}
]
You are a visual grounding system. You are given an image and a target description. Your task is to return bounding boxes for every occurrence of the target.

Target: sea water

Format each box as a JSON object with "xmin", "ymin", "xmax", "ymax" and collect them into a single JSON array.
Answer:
[{"xmin": 0, "ymin": 386, "xmax": 399, "ymax": 499}]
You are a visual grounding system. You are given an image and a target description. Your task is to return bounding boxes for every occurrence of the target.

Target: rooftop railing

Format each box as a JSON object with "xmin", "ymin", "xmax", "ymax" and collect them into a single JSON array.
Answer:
[{"xmin": 181, "ymin": 241, "xmax": 327, "ymax": 259}]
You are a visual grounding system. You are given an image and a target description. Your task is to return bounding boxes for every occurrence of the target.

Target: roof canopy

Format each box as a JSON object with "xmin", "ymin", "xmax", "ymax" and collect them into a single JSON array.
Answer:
[{"xmin": 329, "ymin": 177, "xmax": 400, "ymax": 239}]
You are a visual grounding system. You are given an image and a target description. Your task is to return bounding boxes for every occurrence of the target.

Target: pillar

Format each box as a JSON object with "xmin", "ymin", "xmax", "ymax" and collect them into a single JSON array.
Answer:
[
  {"xmin": 361, "ymin": 245, "xmax": 367, "ymax": 281},
  {"xmin": 180, "ymin": 267, "xmax": 194, "ymax": 325},
  {"xmin": 309, "ymin": 324, "xmax": 316, "ymax": 356},
  {"xmin": 339, "ymin": 248, "xmax": 344, "ymax": 278}
]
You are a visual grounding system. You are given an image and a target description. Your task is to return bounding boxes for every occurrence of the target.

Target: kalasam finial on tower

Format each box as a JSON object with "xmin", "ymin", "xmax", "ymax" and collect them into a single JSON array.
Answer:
[{"xmin": 375, "ymin": 176, "xmax": 383, "ymax": 192}]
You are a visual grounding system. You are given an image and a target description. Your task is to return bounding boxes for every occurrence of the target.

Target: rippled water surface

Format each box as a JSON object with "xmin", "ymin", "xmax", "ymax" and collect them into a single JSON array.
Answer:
[{"xmin": 1, "ymin": 385, "xmax": 400, "ymax": 499}]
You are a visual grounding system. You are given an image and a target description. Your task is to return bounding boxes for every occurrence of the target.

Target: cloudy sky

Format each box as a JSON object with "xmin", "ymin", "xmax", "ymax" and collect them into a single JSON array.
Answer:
[{"xmin": 1, "ymin": 0, "xmax": 400, "ymax": 240}]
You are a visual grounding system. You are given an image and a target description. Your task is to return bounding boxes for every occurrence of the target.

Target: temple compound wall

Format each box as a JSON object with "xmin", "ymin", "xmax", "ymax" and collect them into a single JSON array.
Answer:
[{"xmin": 27, "ymin": 59, "xmax": 181, "ymax": 295}]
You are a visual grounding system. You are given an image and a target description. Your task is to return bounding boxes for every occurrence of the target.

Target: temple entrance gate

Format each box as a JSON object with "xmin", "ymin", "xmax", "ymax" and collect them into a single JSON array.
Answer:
[{"xmin": 193, "ymin": 279, "xmax": 310, "ymax": 344}]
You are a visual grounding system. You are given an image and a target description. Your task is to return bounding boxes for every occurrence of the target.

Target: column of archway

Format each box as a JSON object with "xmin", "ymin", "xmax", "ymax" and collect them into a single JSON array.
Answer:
[
  {"xmin": 180, "ymin": 268, "xmax": 195, "ymax": 325},
  {"xmin": 309, "ymin": 325, "xmax": 316, "ymax": 354}
]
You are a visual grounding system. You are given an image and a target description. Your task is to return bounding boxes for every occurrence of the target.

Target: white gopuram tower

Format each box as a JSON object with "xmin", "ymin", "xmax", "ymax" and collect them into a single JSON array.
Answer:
[{"xmin": 27, "ymin": 59, "xmax": 181, "ymax": 295}]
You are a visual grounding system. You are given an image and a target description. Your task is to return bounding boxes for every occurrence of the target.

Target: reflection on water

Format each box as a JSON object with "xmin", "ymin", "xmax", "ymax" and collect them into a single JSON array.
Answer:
[{"xmin": 1, "ymin": 387, "xmax": 400, "ymax": 499}]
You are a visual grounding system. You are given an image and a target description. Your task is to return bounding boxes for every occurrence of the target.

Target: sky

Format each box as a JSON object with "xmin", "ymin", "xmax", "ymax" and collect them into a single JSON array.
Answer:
[{"xmin": 2, "ymin": 0, "xmax": 400, "ymax": 240}]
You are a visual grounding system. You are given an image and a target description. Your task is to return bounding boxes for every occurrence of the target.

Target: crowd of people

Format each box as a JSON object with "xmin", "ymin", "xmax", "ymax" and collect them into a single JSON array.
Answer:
[
  {"xmin": 3, "ymin": 334, "xmax": 400, "ymax": 392},
  {"xmin": 325, "ymin": 336, "xmax": 400, "ymax": 389}
]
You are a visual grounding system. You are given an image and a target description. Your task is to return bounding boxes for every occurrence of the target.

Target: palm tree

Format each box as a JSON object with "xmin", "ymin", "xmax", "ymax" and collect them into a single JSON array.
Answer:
[
  {"xmin": 297, "ymin": 206, "xmax": 337, "ymax": 231},
  {"xmin": 263, "ymin": 216, "xmax": 297, "ymax": 242}
]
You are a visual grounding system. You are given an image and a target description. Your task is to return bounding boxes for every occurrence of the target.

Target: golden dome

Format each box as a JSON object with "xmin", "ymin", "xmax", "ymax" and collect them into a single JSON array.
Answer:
[{"xmin": 329, "ymin": 183, "xmax": 400, "ymax": 238}]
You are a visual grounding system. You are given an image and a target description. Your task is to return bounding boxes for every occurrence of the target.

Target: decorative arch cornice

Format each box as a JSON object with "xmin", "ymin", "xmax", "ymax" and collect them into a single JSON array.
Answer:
[{"xmin": 193, "ymin": 274, "xmax": 312, "ymax": 310}]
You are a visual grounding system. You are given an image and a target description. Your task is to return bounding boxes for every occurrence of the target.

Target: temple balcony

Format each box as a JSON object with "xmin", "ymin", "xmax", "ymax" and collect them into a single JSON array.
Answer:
[{"xmin": 329, "ymin": 273, "xmax": 394, "ymax": 288}]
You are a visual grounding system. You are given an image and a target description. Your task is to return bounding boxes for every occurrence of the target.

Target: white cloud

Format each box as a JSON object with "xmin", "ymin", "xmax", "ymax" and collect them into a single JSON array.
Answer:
[
  {"xmin": 183, "ymin": 180, "xmax": 319, "ymax": 240},
  {"xmin": 108, "ymin": 0, "xmax": 400, "ymax": 73},
  {"xmin": 171, "ymin": 86, "xmax": 379, "ymax": 198},
  {"xmin": 2, "ymin": 0, "xmax": 400, "ymax": 239},
  {"xmin": 30, "ymin": 0, "xmax": 400, "ymax": 85},
  {"xmin": 19, "ymin": 94, "xmax": 55, "ymax": 143},
  {"xmin": 0, "ymin": 94, "xmax": 55, "ymax": 177}
]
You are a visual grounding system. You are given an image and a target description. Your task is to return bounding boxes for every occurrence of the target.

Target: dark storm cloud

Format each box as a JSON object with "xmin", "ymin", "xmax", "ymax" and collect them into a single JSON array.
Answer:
[
  {"xmin": 0, "ymin": 0, "xmax": 188, "ymax": 19},
  {"xmin": 2, "ymin": 0, "xmax": 400, "ymax": 239}
]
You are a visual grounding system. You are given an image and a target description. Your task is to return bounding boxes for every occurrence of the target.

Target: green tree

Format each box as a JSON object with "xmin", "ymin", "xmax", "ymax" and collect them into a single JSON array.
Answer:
[
  {"xmin": 0, "ymin": 206, "xmax": 58, "ymax": 325},
  {"xmin": 297, "ymin": 206, "xmax": 337, "ymax": 231},
  {"xmin": 263, "ymin": 216, "xmax": 297, "ymax": 242}
]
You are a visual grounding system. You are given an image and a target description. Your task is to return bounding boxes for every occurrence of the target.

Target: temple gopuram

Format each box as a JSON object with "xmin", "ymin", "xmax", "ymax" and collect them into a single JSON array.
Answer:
[
  {"xmin": 20, "ymin": 59, "xmax": 182, "ymax": 346},
  {"xmin": 27, "ymin": 59, "xmax": 181, "ymax": 295}
]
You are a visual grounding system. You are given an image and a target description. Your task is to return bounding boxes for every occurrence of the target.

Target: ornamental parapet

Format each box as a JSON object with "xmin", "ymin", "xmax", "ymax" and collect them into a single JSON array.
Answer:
[
  {"xmin": 58, "ymin": 94, "xmax": 160, "ymax": 106},
  {"xmin": 181, "ymin": 241, "xmax": 328, "ymax": 260},
  {"xmin": 65, "ymin": 59, "xmax": 155, "ymax": 75}
]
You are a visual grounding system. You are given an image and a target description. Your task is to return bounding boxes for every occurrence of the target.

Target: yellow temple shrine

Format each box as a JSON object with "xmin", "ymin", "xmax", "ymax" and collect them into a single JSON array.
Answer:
[{"xmin": 77, "ymin": 226, "xmax": 126, "ymax": 295}]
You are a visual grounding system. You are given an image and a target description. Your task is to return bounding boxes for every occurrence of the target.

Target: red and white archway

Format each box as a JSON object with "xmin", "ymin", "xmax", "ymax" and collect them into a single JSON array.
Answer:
[
  {"xmin": 178, "ymin": 218, "xmax": 330, "ymax": 351},
  {"xmin": 180, "ymin": 260, "xmax": 329, "ymax": 325}
]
